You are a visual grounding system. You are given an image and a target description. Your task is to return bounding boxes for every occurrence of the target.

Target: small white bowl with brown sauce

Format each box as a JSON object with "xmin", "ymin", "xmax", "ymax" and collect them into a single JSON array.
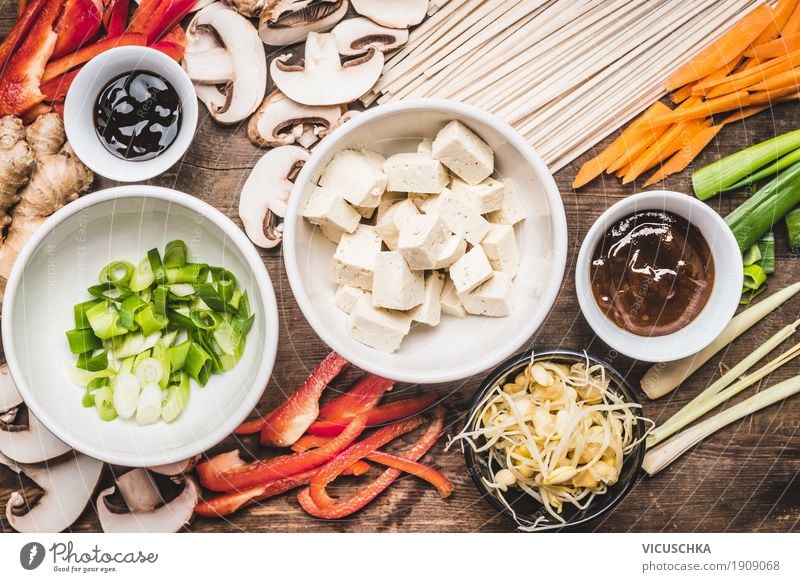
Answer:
[
  {"xmin": 64, "ymin": 46, "xmax": 198, "ymax": 182},
  {"xmin": 576, "ymin": 190, "xmax": 742, "ymax": 362}
]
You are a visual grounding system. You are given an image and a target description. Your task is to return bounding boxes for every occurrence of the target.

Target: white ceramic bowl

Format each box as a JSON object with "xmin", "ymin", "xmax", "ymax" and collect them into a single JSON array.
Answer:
[
  {"xmin": 64, "ymin": 46, "xmax": 198, "ymax": 182},
  {"xmin": 283, "ymin": 99, "xmax": 568, "ymax": 384},
  {"xmin": 1, "ymin": 186, "xmax": 279, "ymax": 466},
  {"xmin": 575, "ymin": 190, "xmax": 743, "ymax": 362}
]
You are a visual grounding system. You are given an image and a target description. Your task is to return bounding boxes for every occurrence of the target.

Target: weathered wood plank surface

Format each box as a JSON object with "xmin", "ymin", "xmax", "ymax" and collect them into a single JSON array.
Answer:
[{"xmin": 0, "ymin": 3, "xmax": 798, "ymax": 533}]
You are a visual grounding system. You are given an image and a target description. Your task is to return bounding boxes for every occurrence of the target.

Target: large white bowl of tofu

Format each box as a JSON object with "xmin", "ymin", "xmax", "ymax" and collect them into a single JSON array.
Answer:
[{"xmin": 283, "ymin": 99, "xmax": 567, "ymax": 384}]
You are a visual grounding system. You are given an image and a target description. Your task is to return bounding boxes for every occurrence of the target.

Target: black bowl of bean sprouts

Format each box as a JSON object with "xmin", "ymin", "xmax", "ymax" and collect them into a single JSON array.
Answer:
[{"xmin": 454, "ymin": 348, "xmax": 649, "ymax": 532}]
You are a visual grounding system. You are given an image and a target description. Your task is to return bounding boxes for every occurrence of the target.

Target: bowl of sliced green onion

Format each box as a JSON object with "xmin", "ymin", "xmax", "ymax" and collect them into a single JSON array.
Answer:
[{"xmin": 2, "ymin": 186, "xmax": 279, "ymax": 467}]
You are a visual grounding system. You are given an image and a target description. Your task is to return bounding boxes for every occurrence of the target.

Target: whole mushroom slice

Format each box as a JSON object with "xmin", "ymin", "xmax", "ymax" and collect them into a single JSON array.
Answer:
[
  {"xmin": 0, "ymin": 362, "xmax": 23, "ymax": 412},
  {"xmin": 0, "ymin": 406, "xmax": 72, "ymax": 464},
  {"xmin": 187, "ymin": 2, "xmax": 267, "ymax": 124},
  {"xmin": 239, "ymin": 145, "xmax": 309, "ymax": 248},
  {"xmin": 221, "ymin": 0, "xmax": 264, "ymax": 16},
  {"xmin": 149, "ymin": 455, "xmax": 201, "ymax": 476},
  {"xmin": 259, "ymin": 0, "xmax": 348, "ymax": 47},
  {"xmin": 332, "ymin": 17, "xmax": 409, "ymax": 56},
  {"xmin": 6, "ymin": 452, "xmax": 104, "ymax": 533},
  {"xmin": 97, "ymin": 475, "xmax": 200, "ymax": 533},
  {"xmin": 271, "ymin": 32, "xmax": 384, "ymax": 106},
  {"xmin": 319, "ymin": 108, "xmax": 361, "ymax": 140},
  {"xmin": 247, "ymin": 90, "xmax": 344, "ymax": 148},
  {"xmin": 351, "ymin": 0, "xmax": 429, "ymax": 28},
  {"xmin": 184, "ymin": 47, "xmax": 235, "ymax": 84}
]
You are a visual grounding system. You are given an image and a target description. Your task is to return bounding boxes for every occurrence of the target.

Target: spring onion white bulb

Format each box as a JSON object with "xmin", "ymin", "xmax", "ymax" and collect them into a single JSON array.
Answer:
[
  {"xmin": 134, "ymin": 358, "xmax": 165, "ymax": 386},
  {"xmin": 113, "ymin": 372, "xmax": 141, "ymax": 419},
  {"xmin": 136, "ymin": 384, "xmax": 162, "ymax": 426}
]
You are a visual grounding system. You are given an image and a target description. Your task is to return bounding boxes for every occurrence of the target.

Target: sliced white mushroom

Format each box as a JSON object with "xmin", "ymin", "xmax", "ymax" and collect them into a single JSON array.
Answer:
[
  {"xmin": 351, "ymin": 0, "xmax": 428, "ymax": 28},
  {"xmin": 239, "ymin": 145, "xmax": 309, "ymax": 248},
  {"xmin": 0, "ymin": 362, "xmax": 23, "ymax": 412},
  {"xmin": 148, "ymin": 455, "xmax": 201, "ymax": 476},
  {"xmin": 259, "ymin": 0, "xmax": 348, "ymax": 47},
  {"xmin": 222, "ymin": 0, "xmax": 265, "ymax": 17},
  {"xmin": 247, "ymin": 90, "xmax": 344, "ymax": 148},
  {"xmin": 116, "ymin": 468, "xmax": 163, "ymax": 512},
  {"xmin": 0, "ymin": 449, "xmax": 20, "ymax": 473},
  {"xmin": 318, "ymin": 108, "xmax": 362, "ymax": 140},
  {"xmin": 271, "ymin": 32, "xmax": 384, "ymax": 106},
  {"xmin": 332, "ymin": 17, "xmax": 408, "ymax": 56},
  {"xmin": 97, "ymin": 476, "xmax": 199, "ymax": 533},
  {"xmin": 184, "ymin": 48, "xmax": 235, "ymax": 84},
  {"xmin": 5, "ymin": 452, "xmax": 104, "ymax": 533},
  {"xmin": 187, "ymin": 2, "xmax": 267, "ymax": 124},
  {"xmin": 0, "ymin": 407, "xmax": 72, "ymax": 464}
]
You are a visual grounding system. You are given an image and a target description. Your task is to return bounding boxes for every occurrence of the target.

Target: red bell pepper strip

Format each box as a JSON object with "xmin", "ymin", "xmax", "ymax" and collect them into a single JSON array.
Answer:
[
  {"xmin": 40, "ymin": 69, "xmax": 80, "ymax": 102},
  {"xmin": 297, "ymin": 407, "xmax": 446, "ymax": 519},
  {"xmin": 143, "ymin": 0, "xmax": 195, "ymax": 44},
  {"xmin": 42, "ymin": 33, "xmax": 147, "ymax": 83},
  {"xmin": 307, "ymin": 414, "xmax": 426, "ymax": 508},
  {"xmin": 127, "ymin": 0, "xmax": 162, "ymax": 33},
  {"xmin": 318, "ymin": 374, "xmax": 393, "ymax": 424},
  {"xmin": 198, "ymin": 414, "xmax": 367, "ymax": 492},
  {"xmin": 0, "ymin": 0, "xmax": 50, "ymax": 72},
  {"xmin": 160, "ymin": 24, "xmax": 188, "ymax": 48},
  {"xmin": 102, "ymin": 0, "xmax": 130, "ymax": 37},
  {"xmin": 0, "ymin": 0, "xmax": 62, "ymax": 115},
  {"xmin": 17, "ymin": 0, "xmax": 29, "ymax": 18},
  {"xmin": 306, "ymin": 393, "xmax": 437, "ymax": 437},
  {"xmin": 290, "ymin": 436, "xmax": 372, "ymax": 476},
  {"xmin": 151, "ymin": 41, "xmax": 185, "ymax": 62},
  {"xmin": 234, "ymin": 351, "xmax": 348, "ymax": 439},
  {"xmin": 51, "ymin": 0, "xmax": 104, "ymax": 59}
]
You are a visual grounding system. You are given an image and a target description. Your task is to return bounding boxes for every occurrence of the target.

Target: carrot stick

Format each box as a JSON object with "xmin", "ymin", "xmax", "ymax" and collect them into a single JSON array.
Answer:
[
  {"xmin": 605, "ymin": 122, "xmax": 670, "ymax": 174},
  {"xmin": 721, "ymin": 104, "xmax": 770, "ymax": 124},
  {"xmin": 571, "ymin": 102, "xmax": 671, "ymax": 188},
  {"xmin": 696, "ymin": 60, "xmax": 796, "ymax": 97},
  {"xmin": 666, "ymin": 5, "xmax": 773, "ymax": 91},
  {"xmin": 784, "ymin": 1, "xmax": 800, "ymax": 36},
  {"xmin": 615, "ymin": 164, "xmax": 630, "ymax": 179},
  {"xmin": 747, "ymin": 66, "xmax": 800, "ymax": 92},
  {"xmin": 747, "ymin": 32, "xmax": 800, "ymax": 60},
  {"xmin": 671, "ymin": 83, "xmax": 694, "ymax": 104},
  {"xmin": 650, "ymin": 91, "xmax": 752, "ymax": 126},
  {"xmin": 752, "ymin": 0, "xmax": 796, "ymax": 47},
  {"xmin": 642, "ymin": 124, "xmax": 724, "ymax": 187},
  {"xmin": 749, "ymin": 85, "xmax": 800, "ymax": 104},
  {"xmin": 694, "ymin": 51, "xmax": 800, "ymax": 94},
  {"xmin": 623, "ymin": 121, "xmax": 689, "ymax": 184}
]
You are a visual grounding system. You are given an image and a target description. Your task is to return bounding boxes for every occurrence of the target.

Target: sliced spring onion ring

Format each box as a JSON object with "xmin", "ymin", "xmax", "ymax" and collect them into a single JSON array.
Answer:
[
  {"xmin": 190, "ymin": 308, "xmax": 222, "ymax": 330},
  {"xmin": 163, "ymin": 240, "xmax": 188, "ymax": 268},
  {"xmin": 185, "ymin": 342, "xmax": 213, "ymax": 386},
  {"xmin": 99, "ymin": 260, "xmax": 134, "ymax": 287},
  {"xmin": 134, "ymin": 357, "xmax": 164, "ymax": 386},
  {"xmin": 94, "ymin": 387, "xmax": 117, "ymax": 421}
]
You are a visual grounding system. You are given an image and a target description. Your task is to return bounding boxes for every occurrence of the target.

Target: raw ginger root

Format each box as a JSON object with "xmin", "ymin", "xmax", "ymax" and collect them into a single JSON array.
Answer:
[{"xmin": 0, "ymin": 113, "xmax": 93, "ymax": 294}]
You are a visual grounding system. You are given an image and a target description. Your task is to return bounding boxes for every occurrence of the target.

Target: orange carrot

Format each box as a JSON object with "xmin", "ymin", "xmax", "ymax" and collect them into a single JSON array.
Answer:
[
  {"xmin": 747, "ymin": 66, "xmax": 800, "ymax": 92},
  {"xmin": 571, "ymin": 102, "xmax": 671, "ymax": 188},
  {"xmin": 615, "ymin": 164, "xmax": 630, "ymax": 179},
  {"xmin": 642, "ymin": 124, "xmax": 724, "ymax": 187},
  {"xmin": 623, "ymin": 121, "xmax": 689, "ymax": 184},
  {"xmin": 650, "ymin": 91, "xmax": 752, "ymax": 126},
  {"xmin": 666, "ymin": 5, "xmax": 773, "ymax": 91},
  {"xmin": 748, "ymin": 32, "xmax": 800, "ymax": 60},
  {"xmin": 784, "ymin": 1, "xmax": 800, "ymax": 36},
  {"xmin": 695, "ymin": 59, "xmax": 796, "ymax": 97},
  {"xmin": 721, "ymin": 104, "xmax": 770, "ymax": 124},
  {"xmin": 749, "ymin": 85, "xmax": 800, "ymax": 104},
  {"xmin": 752, "ymin": 0, "xmax": 797, "ymax": 47},
  {"xmin": 671, "ymin": 83, "xmax": 694, "ymax": 104},
  {"xmin": 605, "ymin": 121, "xmax": 671, "ymax": 174}
]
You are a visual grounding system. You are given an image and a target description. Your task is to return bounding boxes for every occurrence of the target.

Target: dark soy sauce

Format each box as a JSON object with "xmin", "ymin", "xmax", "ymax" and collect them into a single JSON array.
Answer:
[
  {"xmin": 590, "ymin": 210, "xmax": 714, "ymax": 337},
  {"xmin": 94, "ymin": 70, "xmax": 181, "ymax": 161}
]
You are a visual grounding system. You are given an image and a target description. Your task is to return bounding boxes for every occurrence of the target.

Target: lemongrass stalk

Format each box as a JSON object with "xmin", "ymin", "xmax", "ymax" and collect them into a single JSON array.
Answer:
[
  {"xmin": 642, "ymin": 375, "xmax": 800, "ymax": 476},
  {"xmin": 648, "ymin": 340, "xmax": 800, "ymax": 447},
  {"xmin": 641, "ymin": 282, "xmax": 800, "ymax": 399}
]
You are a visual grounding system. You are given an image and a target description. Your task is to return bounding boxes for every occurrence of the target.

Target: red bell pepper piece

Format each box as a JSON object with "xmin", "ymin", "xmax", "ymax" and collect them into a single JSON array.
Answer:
[
  {"xmin": 102, "ymin": 0, "xmax": 130, "ymax": 37},
  {"xmin": 17, "ymin": 0, "xmax": 29, "ymax": 18},
  {"xmin": 40, "ymin": 69, "xmax": 80, "ymax": 102},
  {"xmin": 306, "ymin": 393, "xmax": 437, "ymax": 437},
  {"xmin": 151, "ymin": 41, "xmax": 185, "ymax": 62},
  {"xmin": 160, "ymin": 25, "xmax": 188, "ymax": 48},
  {"xmin": 42, "ymin": 33, "xmax": 147, "ymax": 83},
  {"xmin": 143, "ymin": 0, "xmax": 195, "ymax": 44},
  {"xmin": 0, "ymin": 0, "xmax": 50, "ymax": 71},
  {"xmin": 318, "ymin": 374, "xmax": 393, "ymax": 424},
  {"xmin": 297, "ymin": 407, "xmax": 446, "ymax": 519},
  {"xmin": 237, "ymin": 352, "xmax": 349, "ymax": 446},
  {"xmin": 198, "ymin": 414, "xmax": 367, "ymax": 492},
  {"xmin": 127, "ymin": 0, "xmax": 162, "ymax": 33},
  {"xmin": 0, "ymin": 0, "xmax": 63, "ymax": 115},
  {"xmin": 51, "ymin": 0, "xmax": 104, "ymax": 59},
  {"xmin": 307, "ymin": 414, "xmax": 426, "ymax": 508},
  {"xmin": 290, "ymin": 436, "xmax": 372, "ymax": 476}
]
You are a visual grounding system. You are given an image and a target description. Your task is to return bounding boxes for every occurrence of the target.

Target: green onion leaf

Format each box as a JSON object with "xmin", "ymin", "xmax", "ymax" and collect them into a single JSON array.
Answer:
[
  {"xmin": 163, "ymin": 240, "xmax": 188, "ymax": 268},
  {"xmin": 74, "ymin": 299, "xmax": 102, "ymax": 329},
  {"xmin": 66, "ymin": 328, "xmax": 103, "ymax": 354},
  {"xmin": 147, "ymin": 248, "xmax": 167, "ymax": 284},
  {"xmin": 190, "ymin": 309, "xmax": 222, "ymax": 330},
  {"xmin": 787, "ymin": 206, "xmax": 800, "ymax": 250},
  {"xmin": 135, "ymin": 305, "xmax": 168, "ymax": 336},
  {"xmin": 194, "ymin": 283, "xmax": 228, "ymax": 313},
  {"xmin": 152, "ymin": 341, "xmax": 171, "ymax": 389},
  {"xmin": 129, "ymin": 257, "xmax": 155, "ymax": 292},
  {"xmin": 87, "ymin": 282, "xmax": 132, "ymax": 303},
  {"xmin": 76, "ymin": 350, "xmax": 109, "ymax": 372},
  {"xmin": 169, "ymin": 340, "xmax": 191, "ymax": 372},
  {"xmin": 166, "ymin": 263, "xmax": 209, "ymax": 284},
  {"xmin": 185, "ymin": 342, "xmax": 213, "ymax": 386},
  {"xmin": 119, "ymin": 294, "xmax": 148, "ymax": 331},
  {"xmin": 757, "ymin": 232, "xmax": 775, "ymax": 275},
  {"xmin": 161, "ymin": 372, "xmax": 190, "ymax": 423},
  {"xmin": 168, "ymin": 283, "xmax": 195, "ymax": 298},
  {"xmin": 743, "ymin": 264, "xmax": 767, "ymax": 291}
]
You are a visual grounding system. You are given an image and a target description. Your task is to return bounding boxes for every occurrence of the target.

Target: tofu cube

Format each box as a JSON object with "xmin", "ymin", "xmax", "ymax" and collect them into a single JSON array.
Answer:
[
  {"xmin": 481, "ymin": 224, "xmax": 520, "ymax": 277},
  {"xmin": 352, "ymin": 204, "xmax": 376, "ymax": 219},
  {"xmin": 383, "ymin": 152, "xmax": 449, "ymax": 194},
  {"xmin": 423, "ymin": 187, "xmax": 490, "ymax": 245},
  {"xmin": 410, "ymin": 272, "xmax": 445, "ymax": 326},
  {"xmin": 417, "ymin": 138, "xmax": 433, "ymax": 154},
  {"xmin": 434, "ymin": 234, "xmax": 467, "ymax": 269},
  {"xmin": 486, "ymin": 180, "xmax": 526, "ymax": 225},
  {"xmin": 329, "ymin": 224, "xmax": 382, "ymax": 290},
  {"xmin": 450, "ymin": 176, "xmax": 506, "ymax": 214},
  {"xmin": 397, "ymin": 213, "xmax": 451, "ymax": 270},
  {"xmin": 302, "ymin": 186, "xmax": 361, "ymax": 234},
  {"xmin": 409, "ymin": 191, "xmax": 438, "ymax": 212},
  {"xmin": 334, "ymin": 285, "xmax": 366, "ymax": 314},
  {"xmin": 348, "ymin": 295, "xmax": 411, "ymax": 353},
  {"xmin": 376, "ymin": 191, "xmax": 407, "ymax": 221},
  {"xmin": 319, "ymin": 149, "xmax": 387, "ymax": 208},
  {"xmin": 318, "ymin": 222, "xmax": 345, "ymax": 244},
  {"xmin": 432, "ymin": 120, "xmax": 494, "ymax": 185},
  {"xmin": 375, "ymin": 198, "xmax": 419, "ymax": 250},
  {"xmin": 449, "ymin": 245, "xmax": 493, "ymax": 294},
  {"xmin": 372, "ymin": 252, "xmax": 425, "ymax": 310},
  {"xmin": 440, "ymin": 277, "xmax": 467, "ymax": 318},
  {"xmin": 457, "ymin": 271, "xmax": 513, "ymax": 317}
]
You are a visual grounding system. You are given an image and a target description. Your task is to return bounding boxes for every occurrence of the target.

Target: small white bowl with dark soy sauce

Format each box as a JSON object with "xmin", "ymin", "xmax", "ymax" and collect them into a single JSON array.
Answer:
[
  {"xmin": 64, "ymin": 46, "xmax": 198, "ymax": 182},
  {"xmin": 576, "ymin": 191, "xmax": 742, "ymax": 362}
]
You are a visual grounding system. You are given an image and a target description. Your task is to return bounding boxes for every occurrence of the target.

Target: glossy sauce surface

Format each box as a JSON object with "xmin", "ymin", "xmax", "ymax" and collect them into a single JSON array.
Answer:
[
  {"xmin": 590, "ymin": 210, "xmax": 714, "ymax": 337},
  {"xmin": 94, "ymin": 70, "xmax": 181, "ymax": 161}
]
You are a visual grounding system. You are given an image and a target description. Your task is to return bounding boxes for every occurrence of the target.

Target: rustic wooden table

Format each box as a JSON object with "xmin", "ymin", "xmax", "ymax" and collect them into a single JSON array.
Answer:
[{"xmin": 1, "ymin": 5, "xmax": 798, "ymax": 534}]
